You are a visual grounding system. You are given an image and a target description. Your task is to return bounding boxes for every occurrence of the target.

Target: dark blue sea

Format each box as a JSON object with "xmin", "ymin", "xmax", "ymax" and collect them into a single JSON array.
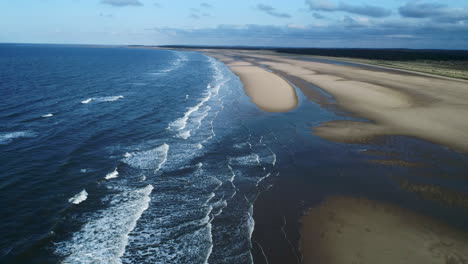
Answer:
[{"xmin": 1, "ymin": 44, "xmax": 468, "ymax": 264}]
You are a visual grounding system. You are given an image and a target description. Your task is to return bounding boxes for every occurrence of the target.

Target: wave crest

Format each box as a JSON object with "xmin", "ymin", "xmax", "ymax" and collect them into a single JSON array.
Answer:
[
  {"xmin": 81, "ymin": 96, "xmax": 124, "ymax": 104},
  {"xmin": 0, "ymin": 131, "xmax": 36, "ymax": 145},
  {"xmin": 68, "ymin": 189, "xmax": 88, "ymax": 205}
]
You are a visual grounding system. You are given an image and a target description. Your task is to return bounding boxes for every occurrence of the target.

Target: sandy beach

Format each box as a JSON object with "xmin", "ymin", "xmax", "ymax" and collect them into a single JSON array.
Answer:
[
  {"xmin": 193, "ymin": 48, "xmax": 468, "ymax": 264},
  {"xmin": 301, "ymin": 196, "xmax": 468, "ymax": 264},
  {"xmin": 198, "ymin": 49, "xmax": 468, "ymax": 153},
  {"xmin": 203, "ymin": 51, "xmax": 298, "ymax": 112}
]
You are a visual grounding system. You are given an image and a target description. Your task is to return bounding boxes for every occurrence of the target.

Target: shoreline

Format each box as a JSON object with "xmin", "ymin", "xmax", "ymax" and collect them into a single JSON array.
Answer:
[
  {"xmin": 148, "ymin": 46, "xmax": 468, "ymax": 82},
  {"xmin": 138, "ymin": 47, "xmax": 468, "ymax": 263},
  {"xmin": 196, "ymin": 48, "xmax": 468, "ymax": 264},
  {"xmin": 194, "ymin": 49, "xmax": 468, "ymax": 153},
  {"xmin": 203, "ymin": 51, "xmax": 298, "ymax": 112}
]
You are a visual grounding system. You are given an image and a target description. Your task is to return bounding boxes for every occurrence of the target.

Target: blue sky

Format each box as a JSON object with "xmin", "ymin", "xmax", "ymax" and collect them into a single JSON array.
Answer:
[{"xmin": 1, "ymin": 0, "xmax": 468, "ymax": 48}]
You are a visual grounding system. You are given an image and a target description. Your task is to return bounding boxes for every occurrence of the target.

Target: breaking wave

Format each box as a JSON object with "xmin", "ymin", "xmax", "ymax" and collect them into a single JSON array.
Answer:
[
  {"xmin": 57, "ymin": 185, "xmax": 153, "ymax": 264},
  {"xmin": 68, "ymin": 189, "xmax": 88, "ymax": 205},
  {"xmin": 81, "ymin": 96, "xmax": 124, "ymax": 104},
  {"xmin": 0, "ymin": 131, "xmax": 36, "ymax": 145}
]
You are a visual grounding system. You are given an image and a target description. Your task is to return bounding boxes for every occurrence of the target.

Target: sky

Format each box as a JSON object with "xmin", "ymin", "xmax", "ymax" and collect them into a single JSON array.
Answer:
[{"xmin": 1, "ymin": 0, "xmax": 468, "ymax": 49}]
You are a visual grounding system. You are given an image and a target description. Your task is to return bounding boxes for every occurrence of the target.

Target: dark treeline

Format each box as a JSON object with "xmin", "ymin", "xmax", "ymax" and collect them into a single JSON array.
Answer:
[
  {"xmin": 157, "ymin": 45, "xmax": 468, "ymax": 61},
  {"xmin": 274, "ymin": 48, "xmax": 468, "ymax": 61}
]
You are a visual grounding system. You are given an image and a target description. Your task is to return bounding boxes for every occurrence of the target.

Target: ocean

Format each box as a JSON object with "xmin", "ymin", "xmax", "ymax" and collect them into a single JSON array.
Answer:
[{"xmin": 1, "ymin": 44, "xmax": 468, "ymax": 264}]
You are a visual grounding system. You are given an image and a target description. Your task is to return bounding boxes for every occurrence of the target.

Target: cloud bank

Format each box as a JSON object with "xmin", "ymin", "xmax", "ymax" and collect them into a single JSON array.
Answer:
[
  {"xmin": 399, "ymin": 2, "xmax": 468, "ymax": 23},
  {"xmin": 305, "ymin": 0, "xmax": 391, "ymax": 18},
  {"xmin": 150, "ymin": 19, "xmax": 468, "ymax": 49},
  {"xmin": 256, "ymin": 4, "xmax": 292, "ymax": 18}
]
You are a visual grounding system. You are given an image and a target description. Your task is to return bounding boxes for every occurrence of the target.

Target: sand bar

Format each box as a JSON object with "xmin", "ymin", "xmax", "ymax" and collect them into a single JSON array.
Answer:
[
  {"xmin": 203, "ymin": 51, "xmax": 298, "ymax": 112},
  {"xmin": 198, "ymin": 49, "xmax": 468, "ymax": 153},
  {"xmin": 301, "ymin": 196, "xmax": 468, "ymax": 264}
]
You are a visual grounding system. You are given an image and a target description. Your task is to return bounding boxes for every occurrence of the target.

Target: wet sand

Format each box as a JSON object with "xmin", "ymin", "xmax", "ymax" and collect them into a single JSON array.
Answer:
[
  {"xmin": 199, "ymin": 49, "xmax": 468, "ymax": 153},
  {"xmin": 301, "ymin": 196, "xmax": 468, "ymax": 264},
  {"xmin": 166, "ymin": 48, "xmax": 468, "ymax": 264}
]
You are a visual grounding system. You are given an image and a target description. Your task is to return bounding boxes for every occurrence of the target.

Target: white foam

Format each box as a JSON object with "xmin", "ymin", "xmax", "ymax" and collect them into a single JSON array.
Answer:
[
  {"xmin": 41, "ymin": 113, "xmax": 53, "ymax": 118},
  {"xmin": 166, "ymin": 57, "xmax": 229, "ymax": 144},
  {"xmin": 98, "ymin": 96, "xmax": 124, "ymax": 102},
  {"xmin": 81, "ymin": 96, "xmax": 124, "ymax": 104},
  {"xmin": 105, "ymin": 168, "xmax": 119, "ymax": 180},
  {"xmin": 229, "ymin": 154, "xmax": 261, "ymax": 167},
  {"xmin": 123, "ymin": 144, "xmax": 169, "ymax": 172},
  {"xmin": 57, "ymin": 185, "xmax": 153, "ymax": 264},
  {"xmin": 168, "ymin": 91, "xmax": 212, "ymax": 131},
  {"xmin": 174, "ymin": 106, "xmax": 209, "ymax": 139},
  {"xmin": 233, "ymin": 142, "xmax": 252, "ymax": 149},
  {"xmin": 204, "ymin": 222, "xmax": 214, "ymax": 264},
  {"xmin": 227, "ymin": 165, "xmax": 238, "ymax": 199},
  {"xmin": 257, "ymin": 173, "xmax": 271, "ymax": 185},
  {"xmin": 68, "ymin": 189, "xmax": 88, "ymax": 205},
  {"xmin": 80, "ymin": 169, "xmax": 88, "ymax": 173},
  {"xmin": 0, "ymin": 131, "xmax": 35, "ymax": 145},
  {"xmin": 176, "ymin": 130, "xmax": 191, "ymax": 140},
  {"xmin": 243, "ymin": 194, "xmax": 256, "ymax": 262},
  {"xmin": 194, "ymin": 109, "xmax": 210, "ymax": 130},
  {"xmin": 156, "ymin": 53, "xmax": 188, "ymax": 74},
  {"xmin": 268, "ymin": 148, "xmax": 277, "ymax": 166},
  {"xmin": 227, "ymin": 165, "xmax": 236, "ymax": 183}
]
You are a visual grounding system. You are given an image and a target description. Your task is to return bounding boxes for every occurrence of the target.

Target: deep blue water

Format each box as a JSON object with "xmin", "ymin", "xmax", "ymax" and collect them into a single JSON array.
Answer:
[
  {"xmin": 0, "ymin": 44, "xmax": 282, "ymax": 263},
  {"xmin": 1, "ymin": 44, "xmax": 468, "ymax": 264}
]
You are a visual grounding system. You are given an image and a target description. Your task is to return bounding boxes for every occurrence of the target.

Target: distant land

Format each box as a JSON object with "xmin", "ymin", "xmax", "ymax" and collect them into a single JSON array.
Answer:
[{"xmin": 141, "ymin": 45, "xmax": 468, "ymax": 80}]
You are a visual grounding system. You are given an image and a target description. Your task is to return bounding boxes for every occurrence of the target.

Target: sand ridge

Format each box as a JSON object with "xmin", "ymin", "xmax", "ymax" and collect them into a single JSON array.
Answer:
[
  {"xmin": 202, "ymin": 51, "xmax": 298, "ymax": 113},
  {"xmin": 200, "ymin": 49, "xmax": 468, "ymax": 153}
]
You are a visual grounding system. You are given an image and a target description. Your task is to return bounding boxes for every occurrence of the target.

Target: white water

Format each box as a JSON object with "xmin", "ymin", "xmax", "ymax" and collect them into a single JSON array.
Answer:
[
  {"xmin": 123, "ymin": 144, "xmax": 169, "ymax": 172},
  {"xmin": 81, "ymin": 96, "xmax": 124, "ymax": 104},
  {"xmin": 0, "ymin": 131, "xmax": 35, "ymax": 145},
  {"xmin": 56, "ymin": 53, "xmax": 279, "ymax": 264},
  {"xmin": 167, "ymin": 57, "xmax": 226, "ymax": 142},
  {"xmin": 68, "ymin": 189, "xmax": 88, "ymax": 205},
  {"xmin": 168, "ymin": 90, "xmax": 212, "ymax": 131},
  {"xmin": 105, "ymin": 168, "xmax": 119, "ymax": 180},
  {"xmin": 229, "ymin": 154, "xmax": 261, "ymax": 167},
  {"xmin": 57, "ymin": 185, "xmax": 153, "ymax": 264}
]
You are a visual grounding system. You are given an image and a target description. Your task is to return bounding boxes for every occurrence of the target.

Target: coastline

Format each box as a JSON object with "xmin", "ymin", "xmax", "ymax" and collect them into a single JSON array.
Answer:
[
  {"xmin": 197, "ymin": 48, "xmax": 468, "ymax": 264},
  {"xmin": 195, "ymin": 49, "xmax": 468, "ymax": 153},
  {"xmin": 136, "ymin": 47, "xmax": 468, "ymax": 264},
  {"xmin": 3, "ymin": 44, "xmax": 468, "ymax": 263}
]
